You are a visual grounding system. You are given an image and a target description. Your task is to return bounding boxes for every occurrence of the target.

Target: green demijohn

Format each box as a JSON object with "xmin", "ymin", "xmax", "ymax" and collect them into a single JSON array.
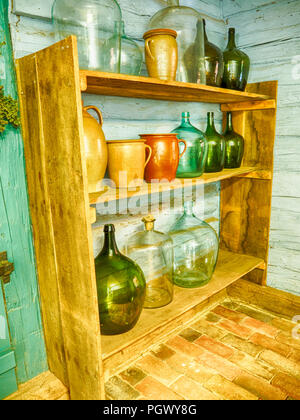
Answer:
[
  {"xmin": 171, "ymin": 112, "xmax": 208, "ymax": 178},
  {"xmin": 223, "ymin": 112, "xmax": 245, "ymax": 169},
  {"xmin": 204, "ymin": 112, "xmax": 225, "ymax": 173},
  {"xmin": 95, "ymin": 224, "xmax": 146, "ymax": 335},
  {"xmin": 126, "ymin": 216, "xmax": 174, "ymax": 309},
  {"xmin": 203, "ymin": 19, "xmax": 224, "ymax": 87},
  {"xmin": 222, "ymin": 28, "xmax": 250, "ymax": 91},
  {"xmin": 169, "ymin": 202, "xmax": 219, "ymax": 288}
]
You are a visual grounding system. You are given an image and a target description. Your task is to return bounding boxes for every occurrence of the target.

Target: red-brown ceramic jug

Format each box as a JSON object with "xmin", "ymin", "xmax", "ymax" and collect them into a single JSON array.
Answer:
[{"xmin": 139, "ymin": 134, "xmax": 187, "ymax": 183}]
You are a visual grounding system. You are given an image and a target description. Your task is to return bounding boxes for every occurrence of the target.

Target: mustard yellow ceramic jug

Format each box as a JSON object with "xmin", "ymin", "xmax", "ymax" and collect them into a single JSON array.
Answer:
[{"xmin": 82, "ymin": 104, "xmax": 108, "ymax": 192}]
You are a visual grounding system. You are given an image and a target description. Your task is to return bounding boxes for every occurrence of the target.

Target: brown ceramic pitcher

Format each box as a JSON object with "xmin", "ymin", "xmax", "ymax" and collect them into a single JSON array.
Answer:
[
  {"xmin": 82, "ymin": 104, "xmax": 108, "ymax": 193},
  {"xmin": 143, "ymin": 29, "xmax": 178, "ymax": 81},
  {"xmin": 107, "ymin": 140, "xmax": 152, "ymax": 189},
  {"xmin": 139, "ymin": 134, "xmax": 187, "ymax": 183}
]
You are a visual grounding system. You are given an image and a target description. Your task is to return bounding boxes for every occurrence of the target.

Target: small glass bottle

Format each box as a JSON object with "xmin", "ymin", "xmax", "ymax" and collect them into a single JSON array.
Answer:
[
  {"xmin": 169, "ymin": 201, "xmax": 219, "ymax": 288},
  {"xmin": 171, "ymin": 112, "xmax": 208, "ymax": 178},
  {"xmin": 222, "ymin": 28, "xmax": 250, "ymax": 91},
  {"xmin": 115, "ymin": 21, "xmax": 143, "ymax": 76},
  {"xmin": 203, "ymin": 19, "xmax": 224, "ymax": 87},
  {"xmin": 223, "ymin": 112, "xmax": 245, "ymax": 169},
  {"xmin": 204, "ymin": 112, "xmax": 225, "ymax": 173},
  {"xmin": 126, "ymin": 216, "xmax": 174, "ymax": 309},
  {"xmin": 95, "ymin": 224, "xmax": 146, "ymax": 335}
]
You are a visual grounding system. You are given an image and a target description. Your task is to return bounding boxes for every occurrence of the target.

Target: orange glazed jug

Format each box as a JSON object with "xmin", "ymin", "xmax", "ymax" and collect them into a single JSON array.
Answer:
[
  {"xmin": 82, "ymin": 104, "xmax": 108, "ymax": 193},
  {"xmin": 140, "ymin": 134, "xmax": 186, "ymax": 183}
]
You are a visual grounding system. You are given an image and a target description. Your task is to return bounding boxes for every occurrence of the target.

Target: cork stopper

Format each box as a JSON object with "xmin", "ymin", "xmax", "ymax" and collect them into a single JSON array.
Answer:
[{"xmin": 142, "ymin": 215, "xmax": 156, "ymax": 231}]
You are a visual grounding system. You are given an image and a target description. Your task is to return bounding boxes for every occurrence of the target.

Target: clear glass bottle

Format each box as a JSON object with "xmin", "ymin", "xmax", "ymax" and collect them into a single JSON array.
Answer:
[
  {"xmin": 222, "ymin": 28, "xmax": 250, "ymax": 91},
  {"xmin": 223, "ymin": 112, "xmax": 245, "ymax": 169},
  {"xmin": 149, "ymin": 0, "xmax": 206, "ymax": 84},
  {"xmin": 171, "ymin": 112, "xmax": 208, "ymax": 178},
  {"xmin": 126, "ymin": 216, "xmax": 174, "ymax": 309},
  {"xmin": 169, "ymin": 202, "xmax": 219, "ymax": 288},
  {"xmin": 203, "ymin": 19, "xmax": 224, "ymax": 87},
  {"xmin": 204, "ymin": 112, "xmax": 225, "ymax": 173},
  {"xmin": 52, "ymin": 0, "xmax": 122, "ymax": 72},
  {"xmin": 95, "ymin": 225, "xmax": 146, "ymax": 335},
  {"xmin": 109, "ymin": 21, "xmax": 143, "ymax": 75}
]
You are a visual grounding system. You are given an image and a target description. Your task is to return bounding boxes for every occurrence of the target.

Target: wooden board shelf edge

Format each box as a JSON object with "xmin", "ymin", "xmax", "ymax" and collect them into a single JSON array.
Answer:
[
  {"xmin": 79, "ymin": 70, "xmax": 272, "ymax": 104},
  {"xmin": 89, "ymin": 167, "xmax": 257, "ymax": 205}
]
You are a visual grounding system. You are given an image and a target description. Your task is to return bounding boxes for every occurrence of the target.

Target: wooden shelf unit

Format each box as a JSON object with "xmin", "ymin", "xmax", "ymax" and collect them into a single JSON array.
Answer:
[{"xmin": 16, "ymin": 36, "xmax": 278, "ymax": 400}]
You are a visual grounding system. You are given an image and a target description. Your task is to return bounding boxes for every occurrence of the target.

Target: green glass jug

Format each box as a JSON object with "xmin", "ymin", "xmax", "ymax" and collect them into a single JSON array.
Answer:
[
  {"xmin": 169, "ymin": 201, "xmax": 219, "ymax": 288},
  {"xmin": 203, "ymin": 19, "xmax": 224, "ymax": 87},
  {"xmin": 204, "ymin": 112, "xmax": 225, "ymax": 173},
  {"xmin": 95, "ymin": 224, "xmax": 146, "ymax": 335},
  {"xmin": 223, "ymin": 112, "xmax": 245, "ymax": 169},
  {"xmin": 222, "ymin": 28, "xmax": 250, "ymax": 91},
  {"xmin": 171, "ymin": 112, "xmax": 208, "ymax": 178}
]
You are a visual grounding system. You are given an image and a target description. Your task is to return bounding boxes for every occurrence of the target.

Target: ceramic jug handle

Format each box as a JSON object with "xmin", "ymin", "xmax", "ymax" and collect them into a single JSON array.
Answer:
[
  {"xmin": 145, "ymin": 39, "xmax": 155, "ymax": 61},
  {"xmin": 144, "ymin": 145, "xmax": 152, "ymax": 168},
  {"xmin": 178, "ymin": 139, "xmax": 187, "ymax": 159},
  {"xmin": 84, "ymin": 105, "xmax": 104, "ymax": 126}
]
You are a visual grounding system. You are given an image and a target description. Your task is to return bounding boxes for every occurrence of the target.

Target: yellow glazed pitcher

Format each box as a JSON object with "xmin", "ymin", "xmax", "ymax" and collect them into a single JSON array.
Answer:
[
  {"xmin": 82, "ymin": 104, "xmax": 108, "ymax": 193},
  {"xmin": 107, "ymin": 140, "xmax": 152, "ymax": 188}
]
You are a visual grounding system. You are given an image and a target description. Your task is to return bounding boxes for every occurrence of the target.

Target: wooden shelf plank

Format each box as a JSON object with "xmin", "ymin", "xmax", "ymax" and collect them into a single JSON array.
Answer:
[
  {"xmin": 101, "ymin": 250, "xmax": 264, "ymax": 375},
  {"xmin": 80, "ymin": 71, "xmax": 272, "ymax": 104},
  {"xmin": 221, "ymin": 99, "xmax": 276, "ymax": 112},
  {"xmin": 89, "ymin": 167, "xmax": 257, "ymax": 205}
]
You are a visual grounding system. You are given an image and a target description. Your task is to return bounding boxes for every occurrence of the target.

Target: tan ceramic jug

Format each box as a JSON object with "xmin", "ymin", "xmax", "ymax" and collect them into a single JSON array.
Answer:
[
  {"xmin": 143, "ymin": 29, "xmax": 178, "ymax": 81},
  {"xmin": 107, "ymin": 140, "xmax": 152, "ymax": 188},
  {"xmin": 82, "ymin": 104, "xmax": 108, "ymax": 193}
]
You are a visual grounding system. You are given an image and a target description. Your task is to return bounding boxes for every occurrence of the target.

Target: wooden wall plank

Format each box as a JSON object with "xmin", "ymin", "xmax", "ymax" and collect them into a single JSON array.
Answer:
[
  {"xmin": 220, "ymin": 81, "xmax": 278, "ymax": 286},
  {"xmin": 16, "ymin": 36, "xmax": 104, "ymax": 400}
]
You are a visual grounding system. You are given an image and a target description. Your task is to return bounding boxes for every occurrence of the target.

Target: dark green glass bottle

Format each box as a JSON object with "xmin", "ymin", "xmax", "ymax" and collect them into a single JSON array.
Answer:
[
  {"xmin": 203, "ymin": 19, "xmax": 224, "ymax": 87},
  {"xmin": 95, "ymin": 224, "xmax": 146, "ymax": 336},
  {"xmin": 171, "ymin": 112, "xmax": 208, "ymax": 178},
  {"xmin": 222, "ymin": 28, "xmax": 250, "ymax": 91},
  {"xmin": 204, "ymin": 112, "xmax": 225, "ymax": 173},
  {"xmin": 223, "ymin": 112, "xmax": 245, "ymax": 169}
]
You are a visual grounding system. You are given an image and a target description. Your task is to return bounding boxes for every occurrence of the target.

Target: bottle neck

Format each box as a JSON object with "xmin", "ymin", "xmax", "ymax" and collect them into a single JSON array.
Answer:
[
  {"xmin": 100, "ymin": 231, "xmax": 120, "ymax": 257},
  {"xmin": 206, "ymin": 112, "xmax": 216, "ymax": 134},
  {"xmin": 184, "ymin": 201, "xmax": 194, "ymax": 216},
  {"xmin": 227, "ymin": 28, "xmax": 237, "ymax": 49},
  {"xmin": 181, "ymin": 112, "xmax": 192, "ymax": 127},
  {"xmin": 226, "ymin": 112, "xmax": 234, "ymax": 132},
  {"xmin": 203, "ymin": 19, "xmax": 208, "ymax": 42}
]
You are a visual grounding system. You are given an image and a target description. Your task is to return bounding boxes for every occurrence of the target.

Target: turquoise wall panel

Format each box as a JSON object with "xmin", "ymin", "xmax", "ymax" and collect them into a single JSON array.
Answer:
[{"xmin": 0, "ymin": 0, "xmax": 47, "ymax": 385}]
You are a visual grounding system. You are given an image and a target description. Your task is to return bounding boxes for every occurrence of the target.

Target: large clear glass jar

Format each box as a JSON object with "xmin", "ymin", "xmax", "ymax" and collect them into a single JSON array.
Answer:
[
  {"xmin": 149, "ymin": 0, "xmax": 206, "ymax": 84},
  {"xmin": 171, "ymin": 112, "xmax": 208, "ymax": 178},
  {"xmin": 119, "ymin": 21, "xmax": 143, "ymax": 75},
  {"xmin": 126, "ymin": 216, "xmax": 174, "ymax": 309},
  {"xmin": 52, "ymin": 0, "xmax": 122, "ymax": 72},
  {"xmin": 95, "ymin": 225, "xmax": 146, "ymax": 335},
  {"xmin": 169, "ymin": 202, "xmax": 219, "ymax": 288}
]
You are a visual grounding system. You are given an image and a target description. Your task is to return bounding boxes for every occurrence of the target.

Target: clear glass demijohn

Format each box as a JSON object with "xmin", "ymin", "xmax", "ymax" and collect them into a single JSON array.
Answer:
[
  {"xmin": 169, "ymin": 201, "xmax": 219, "ymax": 288},
  {"xmin": 149, "ymin": 0, "xmax": 206, "ymax": 84},
  {"xmin": 52, "ymin": 0, "xmax": 122, "ymax": 72},
  {"xmin": 126, "ymin": 216, "xmax": 174, "ymax": 309}
]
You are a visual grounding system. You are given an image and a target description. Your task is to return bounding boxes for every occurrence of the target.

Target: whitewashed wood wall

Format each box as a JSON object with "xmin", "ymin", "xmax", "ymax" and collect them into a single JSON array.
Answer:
[
  {"xmin": 9, "ymin": 0, "xmax": 300, "ymax": 295},
  {"xmin": 223, "ymin": 0, "xmax": 300, "ymax": 296}
]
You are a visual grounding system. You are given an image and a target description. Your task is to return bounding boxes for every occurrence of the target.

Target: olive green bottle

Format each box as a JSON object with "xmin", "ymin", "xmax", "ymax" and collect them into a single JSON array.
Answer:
[
  {"xmin": 203, "ymin": 19, "xmax": 224, "ymax": 87},
  {"xmin": 204, "ymin": 112, "xmax": 225, "ymax": 173},
  {"xmin": 95, "ymin": 224, "xmax": 146, "ymax": 335},
  {"xmin": 222, "ymin": 28, "xmax": 250, "ymax": 91},
  {"xmin": 223, "ymin": 112, "xmax": 245, "ymax": 169}
]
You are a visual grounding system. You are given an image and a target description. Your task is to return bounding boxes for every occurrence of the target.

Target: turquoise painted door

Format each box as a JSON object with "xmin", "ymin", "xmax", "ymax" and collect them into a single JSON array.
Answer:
[{"xmin": 0, "ymin": 287, "xmax": 17, "ymax": 399}]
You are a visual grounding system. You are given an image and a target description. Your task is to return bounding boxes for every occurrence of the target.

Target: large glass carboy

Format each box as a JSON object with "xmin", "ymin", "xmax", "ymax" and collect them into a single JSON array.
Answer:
[
  {"xmin": 149, "ymin": 0, "xmax": 206, "ymax": 84},
  {"xmin": 169, "ymin": 202, "xmax": 219, "ymax": 288},
  {"xmin": 126, "ymin": 216, "xmax": 174, "ymax": 309},
  {"xmin": 52, "ymin": 0, "xmax": 122, "ymax": 72}
]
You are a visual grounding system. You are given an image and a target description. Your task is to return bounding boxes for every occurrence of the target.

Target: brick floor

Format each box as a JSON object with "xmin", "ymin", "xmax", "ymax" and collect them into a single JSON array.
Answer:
[{"xmin": 106, "ymin": 298, "xmax": 300, "ymax": 400}]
